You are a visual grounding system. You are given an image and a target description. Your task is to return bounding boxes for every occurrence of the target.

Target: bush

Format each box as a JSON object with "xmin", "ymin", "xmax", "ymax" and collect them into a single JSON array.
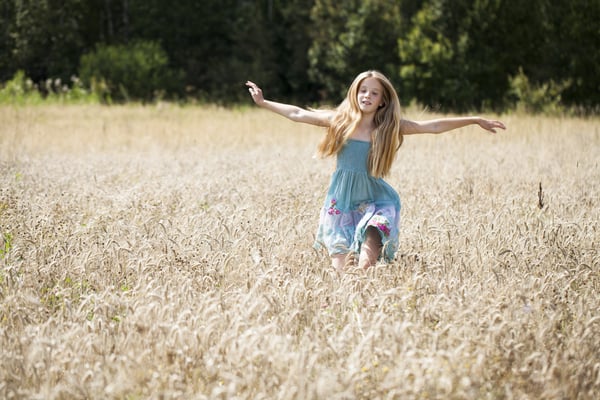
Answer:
[
  {"xmin": 507, "ymin": 68, "xmax": 571, "ymax": 114},
  {"xmin": 0, "ymin": 70, "xmax": 43, "ymax": 104},
  {"xmin": 0, "ymin": 70, "xmax": 99, "ymax": 105},
  {"xmin": 79, "ymin": 41, "xmax": 182, "ymax": 103}
]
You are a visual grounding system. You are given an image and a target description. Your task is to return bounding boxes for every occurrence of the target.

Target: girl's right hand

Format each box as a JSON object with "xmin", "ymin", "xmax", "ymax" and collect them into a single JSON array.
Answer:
[{"xmin": 246, "ymin": 81, "xmax": 265, "ymax": 105}]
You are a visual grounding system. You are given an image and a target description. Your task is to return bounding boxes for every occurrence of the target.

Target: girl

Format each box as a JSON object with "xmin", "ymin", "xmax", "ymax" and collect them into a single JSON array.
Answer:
[{"xmin": 246, "ymin": 71, "xmax": 505, "ymax": 271}]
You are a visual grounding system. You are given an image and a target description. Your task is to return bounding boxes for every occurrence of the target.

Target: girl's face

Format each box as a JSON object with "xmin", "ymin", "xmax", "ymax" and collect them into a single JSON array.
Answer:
[{"xmin": 357, "ymin": 77, "xmax": 385, "ymax": 114}]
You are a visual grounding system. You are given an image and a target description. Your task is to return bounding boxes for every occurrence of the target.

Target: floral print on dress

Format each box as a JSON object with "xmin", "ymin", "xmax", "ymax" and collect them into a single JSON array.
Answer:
[
  {"xmin": 368, "ymin": 214, "xmax": 391, "ymax": 237},
  {"xmin": 327, "ymin": 198, "xmax": 341, "ymax": 215}
]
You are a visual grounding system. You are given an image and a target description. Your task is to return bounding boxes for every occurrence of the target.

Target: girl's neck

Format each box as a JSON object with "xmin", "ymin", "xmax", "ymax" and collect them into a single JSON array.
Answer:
[{"xmin": 350, "ymin": 115, "xmax": 375, "ymax": 142}]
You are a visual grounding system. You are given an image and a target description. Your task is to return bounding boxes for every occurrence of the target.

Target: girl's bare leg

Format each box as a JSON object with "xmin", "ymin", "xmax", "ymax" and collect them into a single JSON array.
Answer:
[
  {"xmin": 331, "ymin": 254, "xmax": 346, "ymax": 272},
  {"xmin": 358, "ymin": 226, "xmax": 383, "ymax": 269}
]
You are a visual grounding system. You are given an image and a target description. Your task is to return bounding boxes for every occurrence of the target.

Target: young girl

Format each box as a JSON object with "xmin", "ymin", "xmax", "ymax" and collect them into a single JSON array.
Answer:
[{"xmin": 246, "ymin": 70, "xmax": 505, "ymax": 271}]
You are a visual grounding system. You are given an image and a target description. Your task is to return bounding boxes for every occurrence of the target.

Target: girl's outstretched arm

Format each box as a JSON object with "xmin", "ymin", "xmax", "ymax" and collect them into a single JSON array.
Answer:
[
  {"xmin": 401, "ymin": 116, "xmax": 506, "ymax": 135},
  {"xmin": 246, "ymin": 81, "xmax": 332, "ymax": 127}
]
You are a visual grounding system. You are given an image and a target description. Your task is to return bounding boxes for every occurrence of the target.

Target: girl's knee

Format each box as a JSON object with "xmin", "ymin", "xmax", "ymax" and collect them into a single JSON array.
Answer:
[
  {"xmin": 365, "ymin": 226, "xmax": 383, "ymax": 247},
  {"xmin": 359, "ymin": 226, "xmax": 383, "ymax": 269}
]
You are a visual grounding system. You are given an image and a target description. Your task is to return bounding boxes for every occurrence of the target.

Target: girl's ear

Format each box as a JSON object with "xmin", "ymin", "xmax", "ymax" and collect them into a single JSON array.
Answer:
[{"xmin": 379, "ymin": 103, "xmax": 386, "ymax": 108}]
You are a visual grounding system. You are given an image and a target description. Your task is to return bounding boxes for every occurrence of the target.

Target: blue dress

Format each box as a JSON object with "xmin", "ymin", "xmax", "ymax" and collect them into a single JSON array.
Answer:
[{"xmin": 314, "ymin": 139, "xmax": 401, "ymax": 261}]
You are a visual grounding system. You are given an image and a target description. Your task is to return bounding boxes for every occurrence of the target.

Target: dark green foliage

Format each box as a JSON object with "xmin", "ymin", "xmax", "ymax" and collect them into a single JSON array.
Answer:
[
  {"xmin": 0, "ymin": 0, "xmax": 597, "ymax": 111},
  {"xmin": 79, "ymin": 40, "xmax": 182, "ymax": 102},
  {"xmin": 308, "ymin": 0, "xmax": 404, "ymax": 102},
  {"xmin": 2, "ymin": 0, "xmax": 89, "ymax": 83}
]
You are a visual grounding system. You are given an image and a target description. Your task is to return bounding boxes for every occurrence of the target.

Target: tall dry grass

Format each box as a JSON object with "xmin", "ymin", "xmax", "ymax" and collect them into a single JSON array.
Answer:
[{"xmin": 0, "ymin": 104, "xmax": 599, "ymax": 399}]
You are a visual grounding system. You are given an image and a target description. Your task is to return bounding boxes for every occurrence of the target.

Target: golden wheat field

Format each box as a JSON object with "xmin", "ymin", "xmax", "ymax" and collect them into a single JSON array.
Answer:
[{"xmin": 0, "ymin": 104, "xmax": 599, "ymax": 399}]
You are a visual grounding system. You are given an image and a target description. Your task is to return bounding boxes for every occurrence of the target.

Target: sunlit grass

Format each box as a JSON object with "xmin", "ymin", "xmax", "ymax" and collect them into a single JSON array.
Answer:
[{"xmin": 1, "ymin": 104, "xmax": 599, "ymax": 399}]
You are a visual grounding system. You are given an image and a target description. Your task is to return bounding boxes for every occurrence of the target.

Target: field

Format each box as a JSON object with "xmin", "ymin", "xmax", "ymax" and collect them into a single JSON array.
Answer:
[{"xmin": 1, "ymin": 104, "xmax": 599, "ymax": 399}]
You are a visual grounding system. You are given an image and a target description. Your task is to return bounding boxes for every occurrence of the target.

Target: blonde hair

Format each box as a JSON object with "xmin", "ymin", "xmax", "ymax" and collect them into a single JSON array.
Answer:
[{"xmin": 317, "ymin": 70, "xmax": 403, "ymax": 178}]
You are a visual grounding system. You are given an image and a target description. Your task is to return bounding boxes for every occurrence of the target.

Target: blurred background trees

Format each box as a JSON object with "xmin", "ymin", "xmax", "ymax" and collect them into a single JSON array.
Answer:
[{"xmin": 0, "ymin": 0, "xmax": 597, "ymax": 112}]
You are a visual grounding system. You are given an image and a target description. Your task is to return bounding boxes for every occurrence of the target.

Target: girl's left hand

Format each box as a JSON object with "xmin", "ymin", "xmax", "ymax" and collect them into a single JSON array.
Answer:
[{"xmin": 478, "ymin": 118, "xmax": 506, "ymax": 134}]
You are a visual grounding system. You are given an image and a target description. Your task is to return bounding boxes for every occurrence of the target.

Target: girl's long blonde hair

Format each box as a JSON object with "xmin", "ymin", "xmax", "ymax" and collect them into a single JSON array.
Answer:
[{"xmin": 317, "ymin": 70, "xmax": 403, "ymax": 178}]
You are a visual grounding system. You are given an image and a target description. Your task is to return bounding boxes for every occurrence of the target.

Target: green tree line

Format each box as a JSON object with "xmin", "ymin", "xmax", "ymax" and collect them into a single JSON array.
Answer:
[{"xmin": 0, "ymin": 0, "xmax": 598, "ymax": 112}]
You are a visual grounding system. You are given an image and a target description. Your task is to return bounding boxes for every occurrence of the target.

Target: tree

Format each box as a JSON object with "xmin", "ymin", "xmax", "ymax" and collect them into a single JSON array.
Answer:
[
  {"xmin": 8, "ymin": 0, "xmax": 89, "ymax": 83},
  {"xmin": 548, "ymin": 0, "xmax": 600, "ymax": 109},
  {"xmin": 269, "ymin": 0, "xmax": 317, "ymax": 104},
  {"xmin": 0, "ymin": 0, "xmax": 16, "ymax": 81},
  {"xmin": 308, "ymin": 0, "xmax": 404, "ymax": 102},
  {"xmin": 123, "ymin": 0, "xmax": 277, "ymax": 102},
  {"xmin": 398, "ymin": 0, "xmax": 518, "ymax": 111}
]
